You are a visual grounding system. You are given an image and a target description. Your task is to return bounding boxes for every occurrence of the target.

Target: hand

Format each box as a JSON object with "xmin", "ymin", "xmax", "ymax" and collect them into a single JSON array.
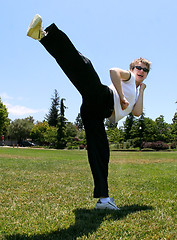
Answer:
[
  {"xmin": 140, "ymin": 83, "xmax": 146, "ymax": 91},
  {"xmin": 120, "ymin": 97, "xmax": 129, "ymax": 110}
]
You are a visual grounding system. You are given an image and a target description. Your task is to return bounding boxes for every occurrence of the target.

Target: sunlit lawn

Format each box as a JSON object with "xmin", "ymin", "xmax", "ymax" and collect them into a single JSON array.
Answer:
[{"xmin": 0, "ymin": 148, "xmax": 176, "ymax": 239}]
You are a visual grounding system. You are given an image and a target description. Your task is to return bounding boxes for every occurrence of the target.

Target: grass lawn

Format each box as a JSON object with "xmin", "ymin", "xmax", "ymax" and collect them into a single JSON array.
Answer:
[{"xmin": 0, "ymin": 148, "xmax": 176, "ymax": 239}]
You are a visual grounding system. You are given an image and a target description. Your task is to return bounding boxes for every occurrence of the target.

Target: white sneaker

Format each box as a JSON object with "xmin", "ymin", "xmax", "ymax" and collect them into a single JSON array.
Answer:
[
  {"xmin": 27, "ymin": 14, "xmax": 44, "ymax": 40},
  {"xmin": 95, "ymin": 198, "xmax": 120, "ymax": 210}
]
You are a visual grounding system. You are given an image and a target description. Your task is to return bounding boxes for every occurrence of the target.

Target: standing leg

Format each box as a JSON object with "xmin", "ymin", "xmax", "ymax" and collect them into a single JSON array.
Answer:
[
  {"xmin": 81, "ymin": 117, "xmax": 110, "ymax": 198},
  {"xmin": 81, "ymin": 85, "xmax": 114, "ymax": 198},
  {"xmin": 81, "ymin": 92, "xmax": 119, "ymax": 209}
]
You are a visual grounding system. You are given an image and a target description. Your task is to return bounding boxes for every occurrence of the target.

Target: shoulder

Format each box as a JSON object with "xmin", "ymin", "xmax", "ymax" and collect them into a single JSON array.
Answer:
[
  {"xmin": 109, "ymin": 68, "xmax": 131, "ymax": 81},
  {"xmin": 125, "ymin": 72, "xmax": 135, "ymax": 83}
]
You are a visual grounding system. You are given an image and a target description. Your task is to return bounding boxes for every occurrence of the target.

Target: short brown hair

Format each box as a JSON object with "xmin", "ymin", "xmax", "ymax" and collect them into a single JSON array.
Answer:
[{"xmin": 130, "ymin": 57, "xmax": 152, "ymax": 73}]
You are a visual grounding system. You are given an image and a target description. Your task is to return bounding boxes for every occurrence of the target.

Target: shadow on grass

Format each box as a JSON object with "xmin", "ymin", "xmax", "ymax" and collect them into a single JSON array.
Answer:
[{"xmin": 5, "ymin": 204, "xmax": 153, "ymax": 240}]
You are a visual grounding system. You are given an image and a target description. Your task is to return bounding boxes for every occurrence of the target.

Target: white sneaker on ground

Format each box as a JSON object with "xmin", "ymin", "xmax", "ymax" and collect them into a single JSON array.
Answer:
[
  {"xmin": 27, "ymin": 14, "xmax": 44, "ymax": 40},
  {"xmin": 95, "ymin": 197, "xmax": 120, "ymax": 210}
]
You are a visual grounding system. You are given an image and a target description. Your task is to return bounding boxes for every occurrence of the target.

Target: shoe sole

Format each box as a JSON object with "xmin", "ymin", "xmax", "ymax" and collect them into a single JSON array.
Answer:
[
  {"xmin": 27, "ymin": 14, "xmax": 42, "ymax": 39},
  {"xmin": 95, "ymin": 204, "xmax": 120, "ymax": 210},
  {"xmin": 95, "ymin": 207, "xmax": 120, "ymax": 210}
]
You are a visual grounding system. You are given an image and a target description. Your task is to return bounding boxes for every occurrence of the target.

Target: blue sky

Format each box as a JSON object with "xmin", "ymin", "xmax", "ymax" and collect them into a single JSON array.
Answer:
[{"xmin": 1, "ymin": 0, "xmax": 177, "ymax": 126}]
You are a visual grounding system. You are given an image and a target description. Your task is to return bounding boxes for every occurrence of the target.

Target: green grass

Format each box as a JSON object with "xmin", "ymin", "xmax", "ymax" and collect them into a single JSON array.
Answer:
[{"xmin": 0, "ymin": 148, "xmax": 176, "ymax": 239}]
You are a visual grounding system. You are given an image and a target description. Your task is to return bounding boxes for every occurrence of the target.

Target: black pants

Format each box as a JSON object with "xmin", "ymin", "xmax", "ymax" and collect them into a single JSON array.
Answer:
[{"xmin": 40, "ymin": 24, "xmax": 114, "ymax": 198}]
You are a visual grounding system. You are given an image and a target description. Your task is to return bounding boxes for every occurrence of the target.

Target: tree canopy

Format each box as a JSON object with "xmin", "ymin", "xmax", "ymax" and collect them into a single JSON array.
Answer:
[
  {"xmin": 0, "ymin": 98, "xmax": 10, "ymax": 136},
  {"xmin": 8, "ymin": 117, "xmax": 34, "ymax": 143},
  {"xmin": 46, "ymin": 89, "xmax": 60, "ymax": 127}
]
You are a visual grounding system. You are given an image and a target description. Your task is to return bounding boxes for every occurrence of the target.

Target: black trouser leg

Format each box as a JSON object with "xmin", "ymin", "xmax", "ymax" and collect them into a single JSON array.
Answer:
[
  {"xmin": 40, "ymin": 23, "xmax": 102, "ymax": 98},
  {"xmin": 80, "ymin": 116, "xmax": 110, "ymax": 198},
  {"xmin": 40, "ymin": 24, "xmax": 114, "ymax": 198},
  {"xmin": 80, "ymin": 86, "xmax": 114, "ymax": 198}
]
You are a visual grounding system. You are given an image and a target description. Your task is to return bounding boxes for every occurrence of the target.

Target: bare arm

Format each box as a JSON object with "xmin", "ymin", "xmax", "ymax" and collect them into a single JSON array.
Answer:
[
  {"xmin": 132, "ymin": 83, "xmax": 146, "ymax": 116},
  {"xmin": 109, "ymin": 68, "xmax": 131, "ymax": 110}
]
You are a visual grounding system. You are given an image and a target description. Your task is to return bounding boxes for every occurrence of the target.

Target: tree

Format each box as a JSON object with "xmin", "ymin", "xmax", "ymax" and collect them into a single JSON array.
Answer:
[
  {"xmin": 46, "ymin": 89, "xmax": 60, "ymax": 127},
  {"xmin": 126, "ymin": 114, "xmax": 158, "ymax": 148},
  {"xmin": 57, "ymin": 98, "xmax": 67, "ymax": 148},
  {"xmin": 141, "ymin": 117, "xmax": 157, "ymax": 142},
  {"xmin": 104, "ymin": 119, "xmax": 118, "ymax": 129},
  {"xmin": 0, "ymin": 98, "xmax": 10, "ymax": 136},
  {"xmin": 75, "ymin": 113, "xmax": 84, "ymax": 130},
  {"xmin": 104, "ymin": 119, "xmax": 123, "ymax": 144},
  {"xmin": 25, "ymin": 116, "xmax": 35, "ymax": 124},
  {"xmin": 133, "ymin": 113, "xmax": 158, "ymax": 148},
  {"xmin": 8, "ymin": 117, "xmax": 34, "ymax": 143},
  {"xmin": 138, "ymin": 113, "xmax": 145, "ymax": 149},
  {"xmin": 44, "ymin": 126, "xmax": 58, "ymax": 147},
  {"xmin": 107, "ymin": 126, "xmax": 124, "ymax": 144},
  {"xmin": 65, "ymin": 122, "xmax": 77, "ymax": 141},
  {"xmin": 170, "ymin": 112, "xmax": 177, "ymax": 143},
  {"xmin": 123, "ymin": 113, "xmax": 135, "ymax": 141},
  {"xmin": 30, "ymin": 121, "xmax": 49, "ymax": 145},
  {"xmin": 155, "ymin": 115, "xmax": 170, "ymax": 142}
]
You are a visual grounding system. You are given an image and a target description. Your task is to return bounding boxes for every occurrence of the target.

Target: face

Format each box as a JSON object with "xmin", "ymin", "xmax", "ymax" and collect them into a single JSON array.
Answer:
[{"xmin": 131, "ymin": 62, "xmax": 149, "ymax": 87}]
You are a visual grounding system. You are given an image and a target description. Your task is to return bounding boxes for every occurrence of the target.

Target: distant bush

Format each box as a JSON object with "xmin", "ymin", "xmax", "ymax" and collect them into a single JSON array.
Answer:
[
  {"xmin": 142, "ymin": 141, "xmax": 169, "ymax": 150},
  {"xmin": 66, "ymin": 136, "xmax": 87, "ymax": 150},
  {"xmin": 79, "ymin": 144, "xmax": 85, "ymax": 150},
  {"xmin": 170, "ymin": 142, "xmax": 177, "ymax": 149}
]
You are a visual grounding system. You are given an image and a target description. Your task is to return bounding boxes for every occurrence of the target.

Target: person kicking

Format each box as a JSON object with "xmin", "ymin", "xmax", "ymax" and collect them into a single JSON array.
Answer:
[{"xmin": 27, "ymin": 14, "xmax": 151, "ymax": 210}]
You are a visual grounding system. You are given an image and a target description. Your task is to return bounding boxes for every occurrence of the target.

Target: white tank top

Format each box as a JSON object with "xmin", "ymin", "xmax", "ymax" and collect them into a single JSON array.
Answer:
[{"xmin": 108, "ymin": 73, "xmax": 139, "ymax": 123}]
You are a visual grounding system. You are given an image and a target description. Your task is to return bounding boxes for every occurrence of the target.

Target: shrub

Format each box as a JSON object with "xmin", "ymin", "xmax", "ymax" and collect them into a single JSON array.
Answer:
[
  {"xmin": 170, "ymin": 142, "xmax": 177, "ymax": 149},
  {"xmin": 142, "ymin": 141, "xmax": 169, "ymax": 150},
  {"xmin": 79, "ymin": 144, "xmax": 85, "ymax": 150}
]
